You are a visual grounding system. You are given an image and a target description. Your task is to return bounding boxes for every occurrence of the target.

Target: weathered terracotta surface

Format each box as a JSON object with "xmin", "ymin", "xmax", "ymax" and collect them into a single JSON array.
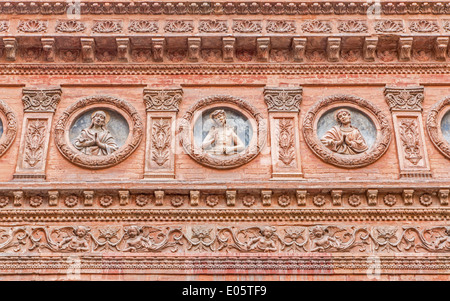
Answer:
[{"xmin": 0, "ymin": 1, "xmax": 449, "ymax": 280}]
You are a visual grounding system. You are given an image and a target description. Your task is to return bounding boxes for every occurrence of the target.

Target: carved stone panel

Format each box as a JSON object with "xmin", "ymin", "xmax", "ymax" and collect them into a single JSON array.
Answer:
[
  {"xmin": 303, "ymin": 95, "xmax": 391, "ymax": 168},
  {"xmin": 0, "ymin": 100, "xmax": 17, "ymax": 160},
  {"xmin": 54, "ymin": 95, "xmax": 143, "ymax": 169},
  {"xmin": 179, "ymin": 95, "xmax": 267, "ymax": 169},
  {"xmin": 385, "ymin": 86, "xmax": 431, "ymax": 178},
  {"xmin": 427, "ymin": 95, "xmax": 450, "ymax": 160}
]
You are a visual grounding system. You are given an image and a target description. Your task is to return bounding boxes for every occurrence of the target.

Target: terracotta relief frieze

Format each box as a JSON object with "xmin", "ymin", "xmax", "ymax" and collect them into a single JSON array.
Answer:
[{"xmin": 0, "ymin": 224, "xmax": 448, "ymax": 255}]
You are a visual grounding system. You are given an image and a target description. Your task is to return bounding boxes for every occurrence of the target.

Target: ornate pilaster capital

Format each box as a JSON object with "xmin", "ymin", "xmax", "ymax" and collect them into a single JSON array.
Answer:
[
  {"xmin": 22, "ymin": 87, "xmax": 62, "ymax": 113},
  {"xmin": 263, "ymin": 86, "xmax": 303, "ymax": 112},
  {"xmin": 143, "ymin": 88, "xmax": 183, "ymax": 112},
  {"xmin": 384, "ymin": 86, "xmax": 424, "ymax": 112}
]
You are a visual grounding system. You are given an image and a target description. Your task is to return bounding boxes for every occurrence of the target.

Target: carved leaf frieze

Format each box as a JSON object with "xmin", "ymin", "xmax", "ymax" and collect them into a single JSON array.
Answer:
[
  {"xmin": 263, "ymin": 87, "xmax": 303, "ymax": 112},
  {"xmin": 22, "ymin": 88, "xmax": 62, "ymax": 113},
  {"xmin": 128, "ymin": 20, "xmax": 158, "ymax": 33},
  {"xmin": 55, "ymin": 20, "xmax": 85, "ymax": 33},
  {"xmin": 151, "ymin": 118, "xmax": 171, "ymax": 167},
  {"xmin": 232, "ymin": 20, "xmax": 262, "ymax": 33},
  {"xmin": 143, "ymin": 88, "xmax": 183, "ymax": 112},
  {"xmin": 277, "ymin": 118, "xmax": 296, "ymax": 166},
  {"xmin": 198, "ymin": 20, "xmax": 228, "ymax": 33},
  {"xmin": 399, "ymin": 118, "xmax": 423, "ymax": 165},
  {"xmin": 164, "ymin": 20, "xmax": 194, "ymax": 33},
  {"xmin": 409, "ymin": 20, "xmax": 439, "ymax": 33},
  {"xmin": 374, "ymin": 20, "xmax": 404, "ymax": 33},
  {"xmin": 384, "ymin": 87, "xmax": 424, "ymax": 111},
  {"xmin": 266, "ymin": 20, "xmax": 296, "ymax": 33},
  {"xmin": 92, "ymin": 20, "xmax": 123, "ymax": 33},
  {"xmin": 24, "ymin": 119, "xmax": 47, "ymax": 168},
  {"xmin": 301, "ymin": 20, "xmax": 332, "ymax": 33},
  {"xmin": 17, "ymin": 20, "xmax": 47, "ymax": 33}
]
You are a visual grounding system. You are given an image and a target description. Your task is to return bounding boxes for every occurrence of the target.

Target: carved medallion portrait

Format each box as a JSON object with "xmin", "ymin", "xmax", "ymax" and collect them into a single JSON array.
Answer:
[
  {"xmin": 0, "ymin": 100, "xmax": 17, "ymax": 159},
  {"xmin": 179, "ymin": 95, "xmax": 267, "ymax": 169},
  {"xmin": 427, "ymin": 96, "xmax": 450, "ymax": 160},
  {"xmin": 303, "ymin": 95, "xmax": 391, "ymax": 168},
  {"xmin": 55, "ymin": 95, "xmax": 143, "ymax": 169}
]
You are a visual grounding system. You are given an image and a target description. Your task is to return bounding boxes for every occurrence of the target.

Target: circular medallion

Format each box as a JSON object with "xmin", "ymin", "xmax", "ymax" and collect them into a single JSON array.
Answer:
[
  {"xmin": 0, "ymin": 100, "xmax": 17, "ymax": 159},
  {"xmin": 55, "ymin": 95, "xmax": 143, "ymax": 169},
  {"xmin": 179, "ymin": 95, "xmax": 267, "ymax": 169},
  {"xmin": 427, "ymin": 96, "xmax": 450, "ymax": 160},
  {"xmin": 303, "ymin": 94, "xmax": 391, "ymax": 168}
]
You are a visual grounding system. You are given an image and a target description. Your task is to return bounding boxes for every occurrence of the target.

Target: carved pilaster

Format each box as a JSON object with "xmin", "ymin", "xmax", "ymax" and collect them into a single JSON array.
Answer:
[
  {"xmin": 152, "ymin": 38, "xmax": 165, "ymax": 62},
  {"xmin": 434, "ymin": 37, "xmax": 449, "ymax": 61},
  {"xmin": 256, "ymin": 37, "xmax": 270, "ymax": 62},
  {"xmin": 363, "ymin": 37, "xmax": 378, "ymax": 61},
  {"xmin": 14, "ymin": 87, "xmax": 62, "ymax": 180},
  {"xmin": 292, "ymin": 37, "xmax": 306, "ymax": 62},
  {"xmin": 3, "ymin": 38, "xmax": 17, "ymax": 61},
  {"xmin": 116, "ymin": 38, "xmax": 130, "ymax": 62},
  {"xmin": 222, "ymin": 37, "xmax": 235, "ymax": 62},
  {"xmin": 188, "ymin": 37, "xmax": 201, "ymax": 62},
  {"xmin": 327, "ymin": 37, "xmax": 341, "ymax": 62},
  {"xmin": 398, "ymin": 37, "xmax": 413, "ymax": 62},
  {"xmin": 143, "ymin": 88, "xmax": 183, "ymax": 179},
  {"xmin": 384, "ymin": 86, "xmax": 431, "ymax": 178},
  {"xmin": 41, "ymin": 38, "xmax": 55, "ymax": 62},
  {"xmin": 264, "ymin": 87, "xmax": 303, "ymax": 179},
  {"xmin": 80, "ymin": 38, "xmax": 95, "ymax": 63}
]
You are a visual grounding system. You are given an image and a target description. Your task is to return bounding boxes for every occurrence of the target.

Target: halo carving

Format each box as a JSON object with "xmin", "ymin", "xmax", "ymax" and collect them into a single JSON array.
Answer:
[
  {"xmin": 0, "ymin": 100, "xmax": 17, "ymax": 159},
  {"xmin": 55, "ymin": 95, "xmax": 143, "ymax": 169},
  {"xmin": 427, "ymin": 96, "xmax": 450, "ymax": 160},
  {"xmin": 303, "ymin": 94, "xmax": 391, "ymax": 168},
  {"xmin": 178, "ymin": 95, "xmax": 267, "ymax": 169}
]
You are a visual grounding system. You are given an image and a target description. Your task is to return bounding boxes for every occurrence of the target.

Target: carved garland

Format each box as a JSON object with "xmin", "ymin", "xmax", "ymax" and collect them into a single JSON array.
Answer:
[
  {"xmin": 54, "ymin": 95, "xmax": 143, "ymax": 169},
  {"xmin": 427, "ymin": 96, "xmax": 450, "ymax": 160},
  {"xmin": 303, "ymin": 94, "xmax": 391, "ymax": 168},
  {"xmin": 179, "ymin": 95, "xmax": 267, "ymax": 169},
  {"xmin": 0, "ymin": 100, "xmax": 17, "ymax": 159}
]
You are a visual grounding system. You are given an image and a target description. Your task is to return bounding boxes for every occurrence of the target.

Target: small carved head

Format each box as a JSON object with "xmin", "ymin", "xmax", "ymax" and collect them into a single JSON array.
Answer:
[
  {"xmin": 74, "ymin": 226, "xmax": 90, "ymax": 238},
  {"xmin": 91, "ymin": 110, "xmax": 108, "ymax": 128},
  {"xmin": 335, "ymin": 109, "xmax": 351, "ymax": 126},
  {"xmin": 261, "ymin": 226, "xmax": 276, "ymax": 238},
  {"xmin": 309, "ymin": 226, "xmax": 328, "ymax": 239},
  {"xmin": 210, "ymin": 109, "xmax": 226, "ymax": 126},
  {"xmin": 125, "ymin": 226, "xmax": 143, "ymax": 238}
]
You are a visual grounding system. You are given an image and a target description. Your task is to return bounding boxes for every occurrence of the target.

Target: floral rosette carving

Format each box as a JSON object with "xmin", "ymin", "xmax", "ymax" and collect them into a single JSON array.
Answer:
[
  {"xmin": 313, "ymin": 195, "xmax": 326, "ymax": 207},
  {"xmin": 427, "ymin": 96, "xmax": 450, "ymax": 160},
  {"xmin": 170, "ymin": 196, "xmax": 184, "ymax": 207},
  {"xmin": 205, "ymin": 195, "xmax": 220, "ymax": 207},
  {"xmin": 178, "ymin": 95, "xmax": 267, "ymax": 169},
  {"xmin": 242, "ymin": 195, "xmax": 256, "ymax": 207},
  {"xmin": 0, "ymin": 196, "xmax": 9, "ymax": 208},
  {"xmin": 135, "ymin": 195, "xmax": 149, "ymax": 207},
  {"xmin": 54, "ymin": 95, "xmax": 143, "ymax": 169},
  {"xmin": 100, "ymin": 196, "xmax": 113, "ymax": 207},
  {"xmin": 64, "ymin": 195, "xmax": 78, "ymax": 208},
  {"xmin": 303, "ymin": 94, "xmax": 391, "ymax": 168},
  {"xmin": 29, "ymin": 196, "xmax": 43, "ymax": 208},
  {"xmin": 277, "ymin": 195, "xmax": 291, "ymax": 207},
  {"xmin": 0, "ymin": 100, "xmax": 17, "ymax": 159},
  {"xmin": 419, "ymin": 194, "xmax": 433, "ymax": 207},
  {"xmin": 383, "ymin": 194, "xmax": 397, "ymax": 207},
  {"xmin": 348, "ymin": 194, "xmax": 362, "ymax": 207}
]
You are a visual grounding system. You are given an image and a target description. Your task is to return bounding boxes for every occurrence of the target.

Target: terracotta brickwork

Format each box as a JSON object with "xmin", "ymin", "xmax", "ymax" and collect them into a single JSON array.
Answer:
[{"xmin": 0, "ymin": 1, "xmax": 449, "ymax": 280}]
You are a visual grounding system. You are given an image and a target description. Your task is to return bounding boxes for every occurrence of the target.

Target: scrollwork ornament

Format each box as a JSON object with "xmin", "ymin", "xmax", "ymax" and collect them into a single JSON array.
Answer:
[
  {"xmin": 178, "ymin": 95, "xmax": 267, "ymax": 169},
  {"xmin": 426, "ymin": 96, "xmax": 450, "ymax": 160},
  {"xmin": 54, "ymin": 95, "xmax": 143, "ymax": 169},
  {"xmin": 302, "ymin": 94, "xmax": 391, "ymax": 168},
  {"xmin": 0, "ymin": 100, "xmax": 18, "ymax": 159}
]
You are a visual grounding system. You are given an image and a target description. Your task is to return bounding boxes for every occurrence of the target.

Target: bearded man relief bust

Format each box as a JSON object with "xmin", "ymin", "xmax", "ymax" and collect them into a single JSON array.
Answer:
[
  {"xmin": 320, "ymin": 109, "xmax": 368, "ymax": 155},
  {"xmin": 74, "ymin": 110, "xmax": 118, "ymax": 156},
  {"xmin": 201, "ymin": 109, "xmax": 245, "ymax": 155}
]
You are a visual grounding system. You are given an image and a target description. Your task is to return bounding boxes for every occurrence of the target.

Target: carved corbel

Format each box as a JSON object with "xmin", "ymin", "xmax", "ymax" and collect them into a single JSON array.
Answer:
[
  {"xmin": 384, "ymin": 86, "xmax": 431, "ymax": 178},
  {"xmin": 152, "ymin": 38, "xmax": 165, "ymax": 62},
  {"xmin": 292, "ymin": 37, "xmax": 306, "ymax": 62},
  {"xmin": 48, "ymin": 191, "xmax": 59, "ymax": 206},
  {"xmin": 13, "ymin": 191, "xmax": 23, "ymax": 207},
  {"xmin": 83, "ymin": 191, "xmax": 94, "ymax": 206},
  {"xmin": 366, "ymin": 189, "xmax": 378, "ymax": 206},
  {"xmin": 3, "ymin": 37, "xmax": 17, "ymax": 61},
  {"xmin": 41, "ymin": 38, "xmax": 55, "ymax": 62},
  {"xmin": 155, "ymin": 190, "xmax": 164, "ymax": 206},
  {"xmin": 398, "ymin": 37, "xmax": 413, "ymax": 62},
  {"xmin": 402, "ymin": 189, "xmax": 414, "ymax": 205},
  {"xmin": 439, "ymin": 189, "xmax": 449, "ymax": 206},
  {"xmin": 331, "ymin": 190, "xmax": 343, "ymax": 206},
  {"xmin": 116, "ymin": 38, "xmax": 130, "ymax": 62},
  {"xmin": 256, "ymin": 37, "xmax": 270, "ymax": 62},
  {"xmin": 222, "ymin": 37, "xmax": 235, "ymax": 62},
  {"xmin": 14, "ymin": 87, "xmax": 62, "ymax": 180},
  {"xmin": 118, "ymin": 190, "xmax": 130, "ymax": 206},
  {"xmin": 261, "ymin": 190, "xmax": 272, "ymax": 206},
  {"xmin": 80, "ymin": 38, "xmax": 95, "ymax": 63},
  {"xmin": 434, "ymin": 37, "xmax": 449, "ymax": 61},
  {"xmin": 264, "ymin": 86, "xmax": 303, "ymax": 179},
  {"xmin": 143, "ymin": 88, "xmax": 183, "ymax": 179},
  {"xmin": 296, "ymin": 190, "xmax": 307, "ymax": 206},
  {"xmin": 363, "ymin": 37, "xmax": 378, "ymax": 62},
  {"xmin": 226, "ymin": 190, "xmax": 236, "ymax": 206},
  {"xmin": 327, "ymin": 37, "xmax": 341, "ymax": 62},
  {"xmin": 190, "ymin": 191, "xmax": 200, "ymax": 206},
  {"xmin": 188, "ymin": 37, "xmax": 201, "ymax": 62}
]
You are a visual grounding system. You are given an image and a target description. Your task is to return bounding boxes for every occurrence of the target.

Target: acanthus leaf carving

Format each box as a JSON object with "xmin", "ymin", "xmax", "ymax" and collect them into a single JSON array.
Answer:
[
  {"xmin": 92, "ymin": 20, "xmax": 123, "ymax": 33},
  {"xmin": 263, "ymin": 87, "xmax": 303, "ymax": 112},
  {"xmin": 128, "ymin": 20, "xmax": 158, "ymax": 33},
  {"xmin": 399, "ymin": 118, "xmax": 423, "ymax": 165},
  {"xmin": 151, "ymin": 118, "xmax": 171, "ymax": 167},
  {"xmin": 374, "ymin": 20, "xmax": 404, "ymax": 33},
  {"xmin": 24, "ymin": 119, "xmax": 47, "ymax": 168},
  {"xmin": 301, "ymin": 20, "xmax": 331, "ymax": 33},
  {"xmin": 17, "ymin": 20, "xmax": 47, "ymax": 33},
  {"xmin": 232, "ymin": 20, "xmax": 262, "ymax": 33},
  {"xmin": 143, "ymin": 88, "xmax": 183, "ymax": 112},
  {"xmin": 409, "ymin": 20, "xmax": 439, "ymax": 33},
  {"xmin": 164, "ymin": 20, "xmax": 193, "ymax": 33},
  {"xmin": 199, "ymin": 20, "xmax": 228, "ymax": 33},
  {"xmin": 266, "ymin": 20, "xmax": 296, "ymax": 33},
  {"xmin": 55, "ymin": 20, "xmax": 85, "ymax": 33},
  {"xmin": 22, "ymin": 88, "xmax": 62, "ymax": 113},
  {"xmin": 337, "ymin": 20, "xmax": 368, "ymax": 33},
  {"xmin": 277, "ymin": 118, "xmax": 295, "ymax": 166},
  {"xmin": 384, "ymin": 86, "xmax": 424, "ymax": 111}
]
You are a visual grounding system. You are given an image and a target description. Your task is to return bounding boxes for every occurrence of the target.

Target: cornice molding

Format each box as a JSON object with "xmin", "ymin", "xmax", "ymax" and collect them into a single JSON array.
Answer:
[{"xmin": 1, "ymin": 2, "xmax": 450, "ymax": 16}]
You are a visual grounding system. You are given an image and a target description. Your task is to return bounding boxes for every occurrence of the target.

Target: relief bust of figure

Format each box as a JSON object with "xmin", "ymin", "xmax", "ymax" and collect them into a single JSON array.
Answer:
[
  {"xmin": 74, "ymin": 110, "xmax": 118, "ymax": 156},
  {"xmin": 201, "ymin": 109, "xmax": 245, "ymax": 155},
  {"xmin": 320, "ymin": 109, "xmax": 368, "ymax": 155}
]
